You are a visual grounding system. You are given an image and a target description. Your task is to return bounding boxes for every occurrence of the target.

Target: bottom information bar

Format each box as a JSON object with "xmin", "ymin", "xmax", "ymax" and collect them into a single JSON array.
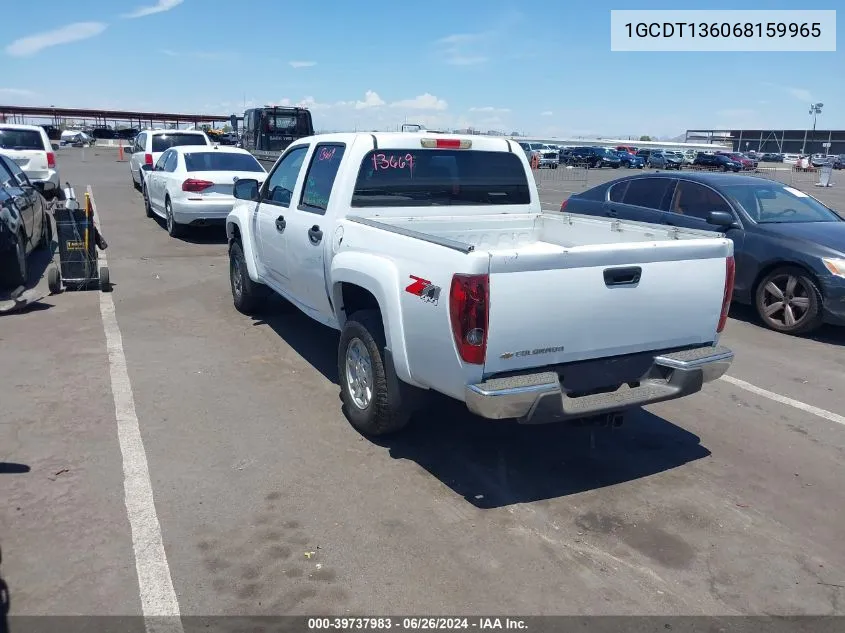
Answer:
[{"xmin": 3, "ymin": 616, "xmax": 845, "ymax": 633}]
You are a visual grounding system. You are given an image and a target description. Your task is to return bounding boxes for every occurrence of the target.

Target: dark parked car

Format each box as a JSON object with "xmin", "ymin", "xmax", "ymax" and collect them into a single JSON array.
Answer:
[
  {"xmin": 759, "ymin": 153, "xmax": 784, "ymax": 163},
  {"xmin": 647, "ymin": 150, "xmax": 682, "ymax": 170},
  {"xmin": 693, "ymin": 153, "xmax": 742, "ymax": 172},
  {"xmin": 0, "ymin": 154, "xmax": 52, "ymax": 288},
  {"xmin": 614, "ymin": 150, "xmax": 644, "ymax": 169},
  {"xmin": 563, "ymin": 146, "xmax": 621, "ymax": 169},
  {"xmin": 717, "ymin": 151, "xmax": 757, "ymax": 170},
  {"xmin": 560, "ymin": 172, "xmax": 845, "ymax": 335}
]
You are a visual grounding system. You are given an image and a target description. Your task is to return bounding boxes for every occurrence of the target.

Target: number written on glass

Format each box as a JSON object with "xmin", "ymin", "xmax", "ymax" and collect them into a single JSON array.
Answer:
[
  {"xmin": 372, "ymin": 153, "xmax": 415, "ymax": 171},
  {"xmin": 317, "ymin": 146, "xmax": 338, "ymax": 161}
]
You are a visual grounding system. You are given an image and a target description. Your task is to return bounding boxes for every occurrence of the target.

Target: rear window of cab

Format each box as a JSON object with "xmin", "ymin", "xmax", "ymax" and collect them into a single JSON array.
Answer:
[{"xmin": 351, "ymin": 149, "xmax": 530, "ymax": 207}]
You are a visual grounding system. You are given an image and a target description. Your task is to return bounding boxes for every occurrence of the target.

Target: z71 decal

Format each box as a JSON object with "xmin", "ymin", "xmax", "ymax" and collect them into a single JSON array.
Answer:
[{"xmin": 405, "ymin": 275, "xmax": 441, "ymax": 305}]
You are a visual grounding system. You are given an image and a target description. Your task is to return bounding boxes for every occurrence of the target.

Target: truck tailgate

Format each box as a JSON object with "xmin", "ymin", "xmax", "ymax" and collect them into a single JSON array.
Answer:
[{"xmin": 483, "ymin": 238, "xmax": 732, "ymax": 375}]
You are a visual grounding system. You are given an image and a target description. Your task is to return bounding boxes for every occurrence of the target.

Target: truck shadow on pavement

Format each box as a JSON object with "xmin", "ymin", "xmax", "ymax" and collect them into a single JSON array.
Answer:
[
  {"xmin": 728, "ymin": 304, "xmax": 845, "ymax": 346},
  {"xmin": 254, "ymin": 304, "xmax": 712, "ymax": 507},
  {"xmin": 0, "ymin": 463, "xmax": 30, "ymax": 474}
]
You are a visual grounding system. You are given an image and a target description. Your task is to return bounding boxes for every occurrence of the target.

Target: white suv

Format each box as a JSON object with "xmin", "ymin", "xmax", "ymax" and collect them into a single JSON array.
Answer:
[
  {"xmin": 128, "ymin": 129, "xmax": 211, "ymax": 190},
  {"xmin": 0, "ymin": 124, "xmax": 61, "ymax": 199}
]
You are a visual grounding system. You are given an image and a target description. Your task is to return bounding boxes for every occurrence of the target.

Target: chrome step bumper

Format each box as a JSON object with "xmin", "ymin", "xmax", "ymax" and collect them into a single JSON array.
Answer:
[{"xmin": 465, "ymin": 345, "xmax": 734, "ymax": 423}]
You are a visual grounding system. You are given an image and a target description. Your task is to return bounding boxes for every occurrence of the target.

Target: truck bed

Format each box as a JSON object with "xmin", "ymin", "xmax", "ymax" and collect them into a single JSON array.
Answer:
[
  {"xmin": 348, "ymin": 210, "xmax": 733, "ymax": 376},
  {"xmin": 349, "ymin": 211, "xmax": 721, "ymax": 254}
]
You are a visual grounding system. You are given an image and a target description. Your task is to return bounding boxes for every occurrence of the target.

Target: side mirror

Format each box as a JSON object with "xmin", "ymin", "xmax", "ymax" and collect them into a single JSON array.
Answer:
[
  {"xmin": 51, "ymin": 143, "xmax": 60, "ymax": 151},
  {"xmin": 233, "ymin": 178, "xmax": 259, "ymax": 201},
  {"xmin": 141, "ymin": 164, "xmax": 153, "ymax": 172},
  {"xmin": 707, "ymin": 211, "xmax": 738, "ymax": 229}
]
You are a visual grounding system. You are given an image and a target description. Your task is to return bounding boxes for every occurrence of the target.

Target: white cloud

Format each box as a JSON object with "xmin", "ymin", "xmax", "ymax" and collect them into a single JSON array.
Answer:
[
  {"xmin": 390, "ymin": 93, "xmax": 448, "ymax": 111},
  {"xmin": 469, "ymin": 106, "xmax": 510, "ymax": 113},
  {"xmin": 716, "ymin": 108, "xmax": 756, "ymax": 118},
  {"xmin": 289, "ymin": 60, "xmax": 317, "ymax": 68},
  {"xmin": 0, "ymin": 88, "xmax": 37, "ymax": 97},
  {"xmin": 788, "ymin": 87, "xmax": 812, "ymax": 102},
  {"xmin": 123, "ymin": 0, "xmax": 183, "ymax": 19},
  {"xmin": 354, "ymin": 90, "xmax": 386, "ymax": 109},
  {"xmin": 5, "ymin": 22, "xmax": 107, "ymax": 57},
  {"xmin": 760, "ymin": 82, "xmax": 813, "ymax": 103},
  {"xmin": 434, "ymin": 31, "xmax": 491, "ymax": 66},
  {"xmin": 540, "ymin": 111, "xmax": 553, "ymax": 116},
  {"xmin": 159, "ymin": 49, "xmax": 235, "ymax": 62}
]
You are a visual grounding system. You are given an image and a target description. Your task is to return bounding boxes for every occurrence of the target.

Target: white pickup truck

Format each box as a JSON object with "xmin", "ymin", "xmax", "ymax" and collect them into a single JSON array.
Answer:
[{"xmin": 225, "ymin": 132, "xmax": 735, "ymax": 436}]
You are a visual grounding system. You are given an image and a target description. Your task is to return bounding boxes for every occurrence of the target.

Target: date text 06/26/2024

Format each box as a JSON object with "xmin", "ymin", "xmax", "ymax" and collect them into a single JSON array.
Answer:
[
  {"xmin": 610, "ymin": 9, "xmax": 836, "ymax": 52},
  {"xmin": 307, "ymin": 617, "xmax": 528, "ymax": 630}
]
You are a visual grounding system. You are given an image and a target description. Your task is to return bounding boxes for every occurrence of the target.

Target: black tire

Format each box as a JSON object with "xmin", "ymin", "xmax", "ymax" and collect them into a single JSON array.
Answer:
[
  {"xmin": 754, "ymin": 266, "xmax": 823, "ymax": 335},
  {"xmin": 0, "ymin": 231, "xmax": 27, "ymax": 288},
  {"xmin": 143, "ymin": 184, "xmax": 154, "ymax": 218},
  {"xmin": 47, "ymin": 266, "xmax": 61, "ymax": 294},
  {"xmin": 133, "ymin": 170, "xmax": 141, "ymax": 191},
  {"xmin": 229, "ymin": 240, "xmax": 268, "ymax": 314},
  {"xmin": 38, "ymin": 210, "xmax": 53, "ymax": 250},
  {"xmin": 99, "ymin": 266, "xmax": 110, "ymax": 292},
  {"xmin": 338, "ymin": 310, "xmax": 411, "ymax": 436},
  {"xmin": 164, "ymin": 197, "xmax": 184, "ymax": 238}
]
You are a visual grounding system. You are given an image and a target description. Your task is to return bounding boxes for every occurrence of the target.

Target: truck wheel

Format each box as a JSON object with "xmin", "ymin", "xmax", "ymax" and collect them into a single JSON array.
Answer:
[
  {"xmin": 229, "ymin": 240, "xmax": 268, "ymax": 314},
  {"xmin": 143, "ymin": 184, "xmax": 154, "ymax": 218},
  {"xmin": 338, "ymin": 310, "xmax": 411, "ymax": 436},
  {"xmin": 754, "ymin": 266, "xmax": 823, "ymax": 335}
]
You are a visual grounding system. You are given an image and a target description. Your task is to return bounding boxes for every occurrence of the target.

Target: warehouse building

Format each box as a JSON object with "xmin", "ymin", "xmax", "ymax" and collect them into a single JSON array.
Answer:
[{"xmin": 685, "ymin": 129, "xmax": 845, "ymax": 155}]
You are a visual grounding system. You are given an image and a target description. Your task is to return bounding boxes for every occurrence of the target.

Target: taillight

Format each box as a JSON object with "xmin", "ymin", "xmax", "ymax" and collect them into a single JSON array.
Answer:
[
  {"xmin": 144, "ymin": 153, "xmax": 153, "ymax": 166},
  {"xmin": 182, "ymin": 178, "xmax": 214, "ymax": 192},
  {"xmin": 421, "ymin": 138, "xmax": 472, "ymax": 149},
  {"xmin": 717, "ymin": 256, "xmax": 735, "ymax": 333},
  {"xmin": 449, "ymin": 274, "xmax": 489, "ymax": 365},
  {"xmin": 560, "ymin": 199, "xmax": 569, "ymax": 212},
  {"xmin": 46, "ymin": 152, "xmax": 56, "ymax": 169}
]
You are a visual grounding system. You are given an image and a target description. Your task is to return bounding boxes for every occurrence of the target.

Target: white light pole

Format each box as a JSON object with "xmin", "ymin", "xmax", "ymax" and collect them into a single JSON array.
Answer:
[{"xmin": 805, "ymin": 102, "xmax": 823, "ymax": 154}]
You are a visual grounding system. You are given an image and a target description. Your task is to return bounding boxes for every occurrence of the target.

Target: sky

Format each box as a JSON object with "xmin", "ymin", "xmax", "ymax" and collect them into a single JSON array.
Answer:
[{"xmin": 1, "ymin": 0, "xmax": 843, "ymax": 138}]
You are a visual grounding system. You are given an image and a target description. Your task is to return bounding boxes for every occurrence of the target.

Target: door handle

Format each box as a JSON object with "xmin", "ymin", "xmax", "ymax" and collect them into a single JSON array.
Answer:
[
  {"xmin": 607, "ymin": 208, "xmax": 618, "ymax": 217},
  {"xmin": 308, "ymin": 225, "xmax": 323, "ymax": 245},
  {"xmin": 275, "ymin": 216, "xmax": 286, "ymax": 232},
  {"xmin": 604, "ymin": 266, "xmax": 642, "ymax": 287}
]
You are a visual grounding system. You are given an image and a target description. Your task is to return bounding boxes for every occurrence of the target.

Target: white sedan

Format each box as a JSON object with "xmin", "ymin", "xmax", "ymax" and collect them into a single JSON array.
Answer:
[{"xmin": 141, "ymin": 145, "xmax": 267, "ymax": 237}]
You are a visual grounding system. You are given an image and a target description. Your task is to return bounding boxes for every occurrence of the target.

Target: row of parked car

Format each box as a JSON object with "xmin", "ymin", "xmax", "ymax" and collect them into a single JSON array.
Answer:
[
  {"xmin": 517, "ymin": 140, "xmax": 767, "ymax": 173},
  {"xmin": 0, "ymin": 124, "xmax": 60, "ymax": 288}
]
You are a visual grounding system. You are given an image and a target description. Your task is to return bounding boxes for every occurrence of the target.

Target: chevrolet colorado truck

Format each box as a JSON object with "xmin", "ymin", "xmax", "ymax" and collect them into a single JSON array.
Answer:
[{"xmin": 225, "ymin": 132, "xmax": 736, "ymax": 436}]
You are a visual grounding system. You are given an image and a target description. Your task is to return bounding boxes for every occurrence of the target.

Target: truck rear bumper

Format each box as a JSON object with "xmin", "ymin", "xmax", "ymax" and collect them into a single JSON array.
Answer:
[{"xmin": 465, "ymin": 345, "xmax": 734, "ymax": 423}]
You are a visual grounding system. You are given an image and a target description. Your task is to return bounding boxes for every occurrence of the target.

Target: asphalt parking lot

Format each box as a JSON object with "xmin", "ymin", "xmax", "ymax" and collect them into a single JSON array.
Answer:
[{"xmin": 2, "ymin": 148, "xmax": 845, "ymax": 619}]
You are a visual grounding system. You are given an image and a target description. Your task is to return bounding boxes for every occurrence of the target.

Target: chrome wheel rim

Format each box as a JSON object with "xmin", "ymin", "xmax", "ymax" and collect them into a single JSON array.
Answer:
[
  {"xmin": 166, "ymin": 202, "xmax": 173, "ymax": 232},
  {"xmin": 761, "ymin": 274, "xmax": 812, "ymax": 328},
  {"xmin": 345, "ymin": 338, "xmax": 373, "ymax": 410},
  {"xmin": 230, "ymin": 254, "xmax": 243, "ymax": 298}
]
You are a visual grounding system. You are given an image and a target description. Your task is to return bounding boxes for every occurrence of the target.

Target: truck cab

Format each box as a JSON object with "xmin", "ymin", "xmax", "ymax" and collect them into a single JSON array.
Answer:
[{"xmin": 236, "ymin": 106, "xmax": 314, "ymax": 164}]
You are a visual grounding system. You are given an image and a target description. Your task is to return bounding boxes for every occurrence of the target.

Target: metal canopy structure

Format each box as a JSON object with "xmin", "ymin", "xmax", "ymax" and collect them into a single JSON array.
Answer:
[
  {"xmin": 0, "ymin": 104, "xmax": 231, "ymax": 128},
  {"xmin": 686, "ymin": 129, "xmax": 845, "ymax": 154}
]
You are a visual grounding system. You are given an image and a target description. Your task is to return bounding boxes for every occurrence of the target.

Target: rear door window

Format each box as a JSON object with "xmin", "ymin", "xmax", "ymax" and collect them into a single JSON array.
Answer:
[
  {"xmin": 622, "ymin": 178, "xmax": 673, "ymax": 210},
  {"xmin": 299, "ymin": 144, "xmax": 346, "ymax": 214},
  {"xmin": 608, "ymin": 181, "xmax": 629, "ymax": 202},
  {"xmin": 0, "ymin": 128, "xmax": 45, "ymax": 150},
  {"xmin": 352, "ymin": 149, "xmax": 530, "ymax": 207}
]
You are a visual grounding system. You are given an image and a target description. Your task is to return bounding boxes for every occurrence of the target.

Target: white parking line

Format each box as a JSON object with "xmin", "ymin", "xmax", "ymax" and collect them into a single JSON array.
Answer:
[
  {"xmin": 89, "ymin": 186, "xmax": 184, "ymax": 630},
  {"xmin": 720, "ymin": 374, "xmax": 845, "ymax": 427}
]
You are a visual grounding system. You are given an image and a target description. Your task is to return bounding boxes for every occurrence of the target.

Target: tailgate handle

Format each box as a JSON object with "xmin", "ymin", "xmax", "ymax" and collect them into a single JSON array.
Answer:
[{"xmin": 604, "ymin": 266, "xmax": 641, "ymax": 287}]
